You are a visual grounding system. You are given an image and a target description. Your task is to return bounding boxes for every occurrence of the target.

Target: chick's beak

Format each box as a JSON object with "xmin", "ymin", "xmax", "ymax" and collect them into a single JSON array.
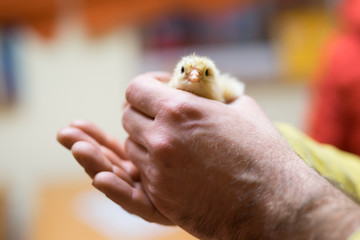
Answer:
[{"xmin": 188, "ymin": 69, "xmax": 200, "ymax": 82}]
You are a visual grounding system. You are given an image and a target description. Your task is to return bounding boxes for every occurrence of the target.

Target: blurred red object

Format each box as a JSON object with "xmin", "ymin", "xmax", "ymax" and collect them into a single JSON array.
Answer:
[
  {"xmin": 307, "ymin": 0, "xmax": 360, "ymax": 156},
  {"xmin": 340, "ymin": 0, "xmax": 360, "ymax": 31}
]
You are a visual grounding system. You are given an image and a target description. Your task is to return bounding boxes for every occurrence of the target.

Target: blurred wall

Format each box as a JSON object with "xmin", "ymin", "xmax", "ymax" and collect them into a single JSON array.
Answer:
[{"xmin": 0, "ymin": 19, "xmax": 141, "ymax": 239}]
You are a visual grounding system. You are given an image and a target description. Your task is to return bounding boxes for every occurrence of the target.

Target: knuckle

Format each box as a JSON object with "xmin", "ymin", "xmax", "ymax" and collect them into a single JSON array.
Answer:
[
  {"xmin": 124, "ymin": 137, "xmax": 131, "ymax": 153},
  {"xmin": 148, "ymin": 133, "xmax": 176, "ymax": 160},
  {"xmin": 125, "ymin": 81, "xmax": 136, "ymax": 102},
  {"xmin": 125, "ymin": 75, "xmax": 145, "ymax": 101},
  {"xmin": 121, "ymin": 107, "xmax": 130, "ymax": 131},
  {"xmin": 162, "ymin": 96, "xmax": 199, "ymax": 121}
]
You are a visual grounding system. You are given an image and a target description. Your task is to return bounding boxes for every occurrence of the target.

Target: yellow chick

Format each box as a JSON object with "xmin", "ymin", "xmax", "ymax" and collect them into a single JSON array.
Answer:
[{"xmin": 168, "ymin": 54, "xmax": 245, "ymax": 103}]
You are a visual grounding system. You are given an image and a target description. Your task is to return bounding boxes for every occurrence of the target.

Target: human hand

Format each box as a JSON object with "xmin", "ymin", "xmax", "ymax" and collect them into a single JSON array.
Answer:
[
  {"xmin": 57, "ymin": 71, "xmax": 360, "ymax": 239},
  {"xmin": 57, "ymin": 119, "xmax": 173, "ymax": 225},
  {"xmin": 122, "ymin": 72, "xmax": 360, "ymax": 239}
]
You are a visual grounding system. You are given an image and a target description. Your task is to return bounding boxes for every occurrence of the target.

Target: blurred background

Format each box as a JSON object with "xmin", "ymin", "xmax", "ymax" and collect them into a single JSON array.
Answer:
[{"xmin": 0, "ymin": 0, "xmax": 343, "ymax": 239}]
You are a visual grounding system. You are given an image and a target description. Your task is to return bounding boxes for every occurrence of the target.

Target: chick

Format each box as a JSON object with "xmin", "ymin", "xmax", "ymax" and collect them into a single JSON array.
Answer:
[{"xmin": 168, "ymin": 54, "xmax": 245, "ymax": 103}]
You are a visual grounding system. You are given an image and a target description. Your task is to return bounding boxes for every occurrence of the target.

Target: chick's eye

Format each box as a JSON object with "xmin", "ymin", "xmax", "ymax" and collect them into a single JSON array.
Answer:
[
  {"xmin": 205, "ymin": 69, "xmax": 209, "ymax": 77},
  {"xmin": 181, "ymin": 66, "xmax": 185, "ymax": 74}
]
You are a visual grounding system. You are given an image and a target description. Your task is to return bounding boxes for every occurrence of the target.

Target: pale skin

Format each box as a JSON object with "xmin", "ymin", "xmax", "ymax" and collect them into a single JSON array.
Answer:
[{"xmin": 57, "ymin": 72, "xmax": 360, "ymax": 239}]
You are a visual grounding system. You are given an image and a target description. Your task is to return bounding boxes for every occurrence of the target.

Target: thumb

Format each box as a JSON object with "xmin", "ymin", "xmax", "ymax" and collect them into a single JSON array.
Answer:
[
  {"xmin": 228, "ymin": 95, "xmax": 270, "ymax": 119},
  {"xmin": 143, "ymin": 71, "xmax": 172, "ymax": 83},
  {"xmin": 227, "ymin": 94, "xmax": 253, "ymax": 109}
]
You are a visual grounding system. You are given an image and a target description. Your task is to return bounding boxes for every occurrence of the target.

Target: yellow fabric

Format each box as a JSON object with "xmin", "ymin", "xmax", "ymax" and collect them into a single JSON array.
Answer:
[
  {"xmin": 276, "ymin": 122, "xmax": 360, "ymax": 240},
  {"xmin": 276, "ymin": 122, "xmax": 360, "ymax": 202},
  {"xmin": 349, "ymin": 228, "xmax": 360, "ymax": 240}
]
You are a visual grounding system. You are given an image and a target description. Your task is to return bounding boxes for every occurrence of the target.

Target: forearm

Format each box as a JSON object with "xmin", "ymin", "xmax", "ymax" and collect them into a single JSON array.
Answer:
[
  {"xmin": 216, "ymin": 152, "xmax": 360, "ymax": 240},
  {"xmin": 292, "ymin": 182, "xmax": 360, "ymax": 240}
]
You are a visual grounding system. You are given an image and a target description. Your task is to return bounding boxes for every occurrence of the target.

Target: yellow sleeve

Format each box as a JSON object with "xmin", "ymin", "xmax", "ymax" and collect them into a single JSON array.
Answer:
[
  {"xmin": 276, "ymin": 122, "xmax": 360, "ymax": 240},
  {"xmin": 275, "ymin": 122, "xmax": 360, "ymax": 202},
  {"xmin": 349, "ymin": 228, "xmax": 360, "ymax": 240}
]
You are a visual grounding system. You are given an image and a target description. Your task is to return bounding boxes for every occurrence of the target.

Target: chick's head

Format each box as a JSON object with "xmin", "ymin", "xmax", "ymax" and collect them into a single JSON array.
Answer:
[{"xmin": 172, "ymin": 54, "xmax": 220, "ymax": 86}]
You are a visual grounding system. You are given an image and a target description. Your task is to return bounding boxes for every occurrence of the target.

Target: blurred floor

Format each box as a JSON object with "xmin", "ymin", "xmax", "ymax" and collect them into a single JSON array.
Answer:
[{"xmin": 30, "ymin": 181, "xmax": 197, "ymax": 240}]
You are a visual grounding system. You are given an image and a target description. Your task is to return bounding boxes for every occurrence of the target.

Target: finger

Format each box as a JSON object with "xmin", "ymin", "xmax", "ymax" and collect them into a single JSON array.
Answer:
[
  {"xmin": 101, "ymin": 146, "xmax": 140, "ymax": 181},
  {"xmin": 93, "ymin": 172, "xmax": 173, "ymax": 225},
  {"xmin": 123, "ymin": 72, "xmax": 171, "ymax": 109},
  {"xmin": 228, "ymin": 95, "xmax": 267, "ymax": 116},
  {"xmin": 142, "ymin": 71, "xmax": 172, "ymax": 83},
  {"xmin": 228, "ymin": 94, "xmax": 254, "ymax": 110},
  {"xmin": 125, "ymin": 73, "xmax": 178, "ymax": 118},
  {"xmin": 122, "ymin": 106, "xmax": 153, "ymax": 148},
  {"xmin": 70, "ymin": 120, "xmax": 127, "ymax": 159},
  {"xmin": 71, "ymin": 141, "xmax": 113, "ymax": 178},
  {"xmin": 125, "ymin": 138, "xmax": 149, "ymax": 170},
  {"xmin": 71, "ymin": 142, "xmax": 132, "ymax": 186},
  {"xmin": 57, "ymin": 127, "xmax": 100, "ymax": 150}
]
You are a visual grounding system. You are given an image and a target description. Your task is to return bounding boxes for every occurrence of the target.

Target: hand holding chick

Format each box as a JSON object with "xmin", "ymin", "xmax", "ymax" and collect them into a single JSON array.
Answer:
[{"xmin": 169, "ymin": 54, "xmax": 245, "ymax": 103}]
